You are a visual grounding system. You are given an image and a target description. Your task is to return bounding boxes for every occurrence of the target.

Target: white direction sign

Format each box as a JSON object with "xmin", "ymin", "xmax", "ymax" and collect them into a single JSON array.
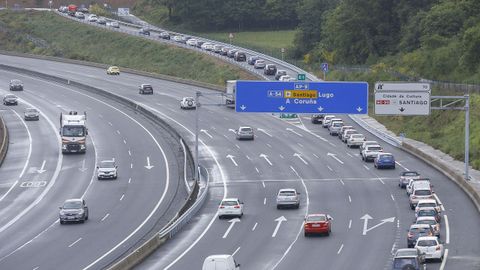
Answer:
[{"xmin": 374, "ymin": 82, "xmax": 431, "ymax": 116}]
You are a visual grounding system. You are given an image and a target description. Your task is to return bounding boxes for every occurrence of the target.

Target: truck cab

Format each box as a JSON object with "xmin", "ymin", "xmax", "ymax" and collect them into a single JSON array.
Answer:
[
  {"xmin": 225, "ymin": 80, "xmax": 236, "ymax": 108},
  {"xmin": 60, "ymin": 111, "xmax": 88, "ymax": 154},
  {"xmin": 202, "ymin": 255, "xmax": 240, "ymax": 270}
]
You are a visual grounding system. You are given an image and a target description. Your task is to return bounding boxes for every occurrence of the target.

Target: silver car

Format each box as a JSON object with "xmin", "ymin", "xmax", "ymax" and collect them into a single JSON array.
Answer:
[
  {"xmin": 97, "ymin": 160, "xmax": 118, "ymax": 180},
  {"xmin": 328, "ymin": 121, "xmax": 344, "ymax": 135},
  {"xmin": 341, "ymin": 129, "xmax": 357, "ymax": 143},
  {"xmin": 236, "ymin": 126, "xmax": 254, "ymax": 140},
  {"xmin": 24, "ymin": 108, "xmax": 40, "ymax": 121},
  {"xmin": 59, "ymin": 198, "xmax": 89, "ymax": 224},
  {"xmin": 347, "ymin": 133, "xmax": 366, "ymax": 148},
  {"xmin": 276, "ymin": 188, "xmax": 300, "ymax": 209}
]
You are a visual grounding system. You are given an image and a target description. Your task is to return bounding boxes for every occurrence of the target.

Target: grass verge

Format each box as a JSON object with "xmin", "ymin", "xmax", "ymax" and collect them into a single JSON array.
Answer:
[{"xmin": 0, "ymin": 10, "xmax": 257, "ymax": 86}]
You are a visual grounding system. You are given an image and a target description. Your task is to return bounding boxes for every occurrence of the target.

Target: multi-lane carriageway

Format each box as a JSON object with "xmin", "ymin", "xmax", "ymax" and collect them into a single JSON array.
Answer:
[{"xmin": 0, "ymin": 53, "xmax": 479, "ymax": 270}]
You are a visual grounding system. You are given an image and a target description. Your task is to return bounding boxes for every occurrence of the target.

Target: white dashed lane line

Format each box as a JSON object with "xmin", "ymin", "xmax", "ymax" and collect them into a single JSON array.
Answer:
[
  {"xmin": 101, "ymin": 213, "xmax": 110, "ymax": 222},
  {"xmin": 68, "ymin": 238, "xmax": 82, "ymax": 248},
  {"xmin": 252, "ymin": 223, "xmax": 258, "ymax": 231},
  {"xmin": 337, "ymin": 244, "xmax": 344, "ymax": 254}
]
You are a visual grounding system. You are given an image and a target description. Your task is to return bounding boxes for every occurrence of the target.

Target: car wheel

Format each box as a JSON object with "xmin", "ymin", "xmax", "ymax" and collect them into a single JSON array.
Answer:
[
  {"xmin": 277, "ymin": 205, "xmax": 281, "ymax": 210},
  {"xmin": 304, "ymin": 232, "xmax": 309, "ymax": 237},
  {"xmin": 218, "ymin": 215, "xmax": 223, "ymax": 219},
  {"xmin": 410, "ymin": 204, "xmax": 415, "ymax": 210},
  {"xmin": 85, "ymin": 214, "xmax": 88, "ymax": 221},
  {"xmin": 60, "ymin": 220, "xmax": 64, "ymax": 225},
  {"xmin": 440, "ymin": 255, "xmax": 444, "ymax": 262},
  {"xmin": 296, "ymin": 204, "xmax": 300, "ymax": 209},
  {"xmin": 80, "ymin": 219, "xmax": 85, "ymax": 223}
]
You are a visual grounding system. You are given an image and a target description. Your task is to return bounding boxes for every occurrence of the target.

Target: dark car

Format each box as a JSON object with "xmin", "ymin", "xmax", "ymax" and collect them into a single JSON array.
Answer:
[
  {"xmin": 227, "ymin": 49, "xmax": 238, "ymax": 58},
  {"xmin": 159, "ymin": 31, "xmax": 170, "ymax": 40},
  {"xmin": 220, "ymin": 47, "xmax": 230, "ymax": 55},
  {"xmin": 139, "ymin": 84, "xmax": 154, "ymax": 95},
  {"xmin": 248, "ymin": 56, "xmax": 260, "ymax": 65},
  {"xmin": 234, "ymin": 51, "xmax": 247, "ymax": 62},
  {"xmin": 392, "ymin": 248, "xmax": 425, "ymax": 270},
  {"xmin": 264, "ymin": 64, "xmax": 277, "ymax": 75},
  {"xmin": 59, "ymin": 199, "xmax": 89, "ymax": 224},
  {"xmin": 196, "ymin": 41, "xmax": 205, "ymax": 48},
  {"xmin": 9, "ymin": 79, "xmax": 23, "ymax": 91},
  {"xmin": 275, "ymin": 70, "xmax": 287, "ymax": 80},
  {"xmin": 311, "ymin": 114, "xmax": 324, "ymax": 124},
  {"xmin": 407, "ymin": 224, "xmax": 434, "ymax": 248},
  {"xmin": 139, "ymin": 28, "xmax": 150, "ymax": 36},
  {"xmin": 3, "ymin": 94, "xmax": 18, "ymax": 105}
]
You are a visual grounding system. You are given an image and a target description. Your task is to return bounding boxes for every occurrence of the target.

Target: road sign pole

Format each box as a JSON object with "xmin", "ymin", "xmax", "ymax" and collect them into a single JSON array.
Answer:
[
  {"xmin": 194, "ymin": 91, "xmax": 201, "ymax": 182},
  {"xmin": 465, "ymin": 94, "xmax": 470, "ymax": 180},
  {"xmin": 323, "ymin": 70, "xmax": 326, "ymax": 81}
]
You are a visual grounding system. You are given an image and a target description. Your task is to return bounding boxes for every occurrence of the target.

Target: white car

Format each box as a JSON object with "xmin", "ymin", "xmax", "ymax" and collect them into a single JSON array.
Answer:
[
  {"xmin": 346, "ymin": 133, "xmax": 366, "ymax": 148},
  {"xmin": 361, "ymin": 144, "xmax": 383, "ymax": 161},
  {"xmin": 202, "ymin": 255, "xmax": 240, "ymax": 270},
  {"xmin": 338, "ymin": 125, "xmax": 354, "ymax": 138},
  {"xmin": 96, "ymin": 160, "xmax": 118, "ymax": 180},
  {"xmin": 409, "ymin": 187, "xmax": 434, "ymax": 209},
  {"xmin": 415, "ymin": 236, "xmax": 444, "ymax": 261},
  {"xmin": 186, "ymin": 38, "xmax": 197, "ymax": 46},
  {"xmin": 75, "ymin": 12, "xmax": 85, "ymax": 19},
  {"xmin": 254, "ymin": 60, "xmax": 266, "ymax": 69},
  {"xmin": 180, "ymin": 97, "xmax": 196, "ymax": 109},
  {"xmin": 328, "ymin": 121, "xmax": 344, "ymax": 135},
  {"xmin": 322, "ymin": 115, "xmax": 336, "ymax": 128},
  {"xmin": 341, "ymin": 129, "xmax": 357, "ymax": 143},
  {"xmin": 218, "ymin": 198, "xmax": 243, "ymax": 219},
  {"xmin": 108, "ymin": 21, "xmax": 119, "ymax": 28},
  {"xmin": 276, "ymin": 188, "xmax": 300, "ymax": 209},
  {"xmin": 173, "ymin": 35, "xmax": 184, "ymax": 42},
  {"xmin": 279, "ymin": 75, "xmax": 292, "ymax": 81},
  {"xmin": 415, "ymin": 199, "xmax": 441, "ymax": 213},
  {"xmin": 407, "ymin": 179, "xmax": 431, "ymax": 196},
  {"xmin": 87, "ymin": 14, "xmax": 98, "ymax": 22},
  {"xmin": 201, "ymin": 43, "xmax": 214, "ymax": 51},
  {"xmin": 359, "ymin": 140, "xmax": 379, "ymax": 153}
]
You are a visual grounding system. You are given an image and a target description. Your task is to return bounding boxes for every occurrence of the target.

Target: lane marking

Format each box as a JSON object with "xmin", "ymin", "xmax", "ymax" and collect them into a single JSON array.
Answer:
[
  {"xmin": 379, "ymin": 179, "xmax": 385, "ymax": 185},
  {"xmin": 68, "ymin": 238, "xmax": 82, "ymax": 248},
  {"xmin": 255, "ymin": 167, "xmax": 260, "ymax": 173},
  {"xmin": 444, "ymin": 215, "xmax": 450, "ymax": 244},
  {"xmin": 313, "ymin": 154, "xmax": 319, "ymax": 158},
  {"xmin": 434, "ymin": 194, "xmax": 445, "ymax": 211},
  {"xmin": 264, "ymin": 198, "xmax": 266, "ymax": 205},
  {"xmin": 339, "ymin": 179, "xmax": 345, "ymax": 186},
  {"xmin": 222, "ymin": 218, "xmax": 240, "ymax": 239},
  {"xmin": 246, "ymin": 155, "xmax": 251, "ymax": 160},
  {"xmin": 128, "ymin": 150, "xmax": 131, "ymax": 156},
  {"xmin": 101, "ymin": 213, "xmax": 110, "ymax": 222},
  {"xmin": 108, "ymin": 121, "xmax": 113, "ymax": 126},
  {"xmin": 346, "ymin": 153, "xmax": 353, "ymax": 157},
  {"xmin": 337, "ymin": 244, "xmax": 344, "ymax": 254},
  {"xmin": 116, "ymin": 130, "xmax": 120, "ymax": 135},
  {"xmin": 123, "ymin": 139, "xmax": 127, "ymax": 144},
  {"xmin": 297, "ymin": 143, "xmax": 304, "ymax": 148},
  {"xmin": 235, "ymin": 144, "xmax": 240, "ymax": 149},
  {"xmin": 395, "ymin": 161, "xmax": 408, "ymax": 170},
  {"xmin": 439, "ymin": 249, "xmax": 448, "ymax": 270},
  {"xmin": 232, "ymin": 246, "xmax": 241, "ymax": 256},
  {"xmin": 279, "ymin": 154, "xmax": 284, "ymax": 159},
  {"xmin": 130, "ymin": 163, "xmax": 133, "ymax": 169},
  {"xmin": 348, "ymin": 195, "xmax": 352, "ymax": 203},
  {"xmin": 348, "ymin": 220, "xmax": 352, "ymax": 229},
  {"xmin": 327, "ymin": 166, "xmax": 333, "ymax": 172},
  {"xmin": 363, "ymin": 165, "xmax": 370, "ymax": 171},
  {"xmin": 262, "ymin": 181, "xmax": 265, "ymax": 188},
  {"xmin": 390, "ymin": 194, "xmax": 395, "ymax": 201},
  {"xmin": 128, "ymin": 178, "xmax": 132, "ymax": 184},
  {"xmin": 120, "ymin": 194, "xmax": 124, "ymax": 201},
  {"xmin": 252, "ymin": 223, "xmax": 258, "ymax": 231},
  {"xmin": 266, "ymin": 143, "xmax": 272, "ymax": 148}
]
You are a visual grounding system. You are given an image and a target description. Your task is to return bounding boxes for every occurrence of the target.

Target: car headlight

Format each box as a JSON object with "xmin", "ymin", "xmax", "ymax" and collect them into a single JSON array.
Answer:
[
  {"xmin": 80, "ymin": 145, "xmax": 86, "ymax": 149},
  {"xmin": 62, "ymin": 145, "xmax": 67, "ymax": 149}
]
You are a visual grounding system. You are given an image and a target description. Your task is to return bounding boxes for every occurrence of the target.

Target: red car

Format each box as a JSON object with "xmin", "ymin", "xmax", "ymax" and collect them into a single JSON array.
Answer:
[{"xmin": 304, "ymin": 214, "xmax": 332, "ymax": 236}]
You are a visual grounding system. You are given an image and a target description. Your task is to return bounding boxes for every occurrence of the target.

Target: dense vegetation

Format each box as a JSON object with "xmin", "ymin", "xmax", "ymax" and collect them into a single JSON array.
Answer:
[{"xmin": 0, "ymin": 10, "xmax": 255, "ymax": 85}]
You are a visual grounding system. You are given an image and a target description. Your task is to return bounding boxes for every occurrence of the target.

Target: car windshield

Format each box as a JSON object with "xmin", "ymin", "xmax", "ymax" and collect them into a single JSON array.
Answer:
[
  {"xmin": 279, "ymin": 191, "xmax": 296, "ymax": 196},
  {"xmin": 351, "ymin": 134, "xmax": 364, "ymax": 139},
  {"xmin": 417, "ymin": 240, "xmax": 437, "ymax": 246},
  {"xmin": 415, "ymin": 190, "xmax": 432, "ymax": 196},
  {"xmin": 26, "ymin": 108, "xmax": 37, "ymax": 113},
  {"xmin": 62, "ymin": 126, "xmax": 85, "ymax": 137},
  {"xmin": 221, "ymin": 200, "xmax": 238, "ymax": 206},
  {"xmin": 368, "ymin": 146, "xmax": 382, "ymax": 151},
  {"xmin": 11, "ymin": 80, "xmax": 22, "ymax": 84},
  {"xmin": 417, "ymin": 220, "xmax": 436, "ymax": 225},
  {"xmin": 410, "ymin": 227, "xmax": 428, "ymax": 233},
  {"xmin": 333, "ymin": 122, "xmax": 342, "ymax": 127},
  {"xmin": 418, "ymin": 210, "xmax": 436, "ymax": 216},
  {"xmin": 404, "ymin": 172, "xmax": 419, "ymax": 176},
  {"xmin": 393, "ymin": 258, "xmax": 417, "ymax": 268},
  {"xmin": 381, "ymin": 155, "xmax": 393, "ymax": 160},
  {"xmin": 100, "ymin": 161, "xmax": 115, "ymax": 168},
  {"xmin": 240, "ymin": 127, "xmax": 252, "ymax": 132},
  {"xmin": 142, "ymin": 85, "xmax": 153, "ymax": 90},
  {"xmin": 396, "ymin": 250, "xmax": 418, "ymax": 257},
  {"xmin": 307, "ymin": 215, "xmax": 326, "ymax": 222},
  {"xmin": 5, "ymin": 95, "xmax": 16, "ymax": 99},
  {"xmin": 63, "ymin": 201, "xmax": 82, "ymax": 209}
]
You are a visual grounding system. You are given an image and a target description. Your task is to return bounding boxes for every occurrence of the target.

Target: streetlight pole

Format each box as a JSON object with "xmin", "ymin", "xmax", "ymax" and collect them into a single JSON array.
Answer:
[{"xmin": 465, "ymin": 94, "xmax": 470, "ymax": 180}]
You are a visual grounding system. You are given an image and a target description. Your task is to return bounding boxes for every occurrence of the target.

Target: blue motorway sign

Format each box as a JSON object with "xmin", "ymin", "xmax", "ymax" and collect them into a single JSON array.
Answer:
[
  {"xmin": 235, "ymin": 81, "xmax": 368, "ymax": 114},
  {"xmin": 321, "ymin": 63, "xmax": 329, "ymax": 72}
]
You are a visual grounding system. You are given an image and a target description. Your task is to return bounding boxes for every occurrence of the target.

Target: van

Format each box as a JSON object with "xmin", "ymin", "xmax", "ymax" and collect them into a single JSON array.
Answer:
[{"xmin": 202, "ymin": 255, "xmax": 240, "ymax": 270}]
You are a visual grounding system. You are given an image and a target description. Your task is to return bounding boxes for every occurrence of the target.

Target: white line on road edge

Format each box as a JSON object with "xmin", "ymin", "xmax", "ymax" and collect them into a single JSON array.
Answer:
[
  {"xmin": 101, "ymin": 213, "xmax": 110, "ymax": 222},
  {"xmin": 271, "ymin": 166, "xmax": 309, "ymax": 269},
  {"xmin": 348, "ymin": 220, "xmax": 352, "ymax": 229},
  {"xmin": 434, "ymin": 193, "xmax": 445, "ymax": 212},
  {"xmin": 337, "ymin": 244, "xmax": 344, "ymax": 254},
  {"xmin": 252, "ymin": 223, "xmax": 258, "ymax": 231},
  {"xmin": 180, "ymin": 139, "xmax": 191, "ymax": 193},
  {"xmin": 68, "ymin": 238, "xmax": 82, "ymax": 248},
  {"xmin": 444, "ymin": 215, "xmax": 450, "ymax": 244},
  {"xmin": 439, "ymin": 249, "xmax": 449, "ymax": 270},
  {"xmin": 232, "ymin": 246, "xmax": 241, "ymax": 256}
]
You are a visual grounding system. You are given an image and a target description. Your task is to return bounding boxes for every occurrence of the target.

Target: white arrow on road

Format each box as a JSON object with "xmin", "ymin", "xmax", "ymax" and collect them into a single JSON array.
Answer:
[
  {"xmin": 144, "ymin": 156, "xmax": 154, "ymax": 170},
  {"xmin": 222, "ymin": 218, "xmax": 240, "ymax": 238},
  {"xmin": 240, "ymin": 105, "xmax": 247, "ymax": 111},
  {"xmin": 361, "ymin": 214, "xmax": 395, "ymax": 235},
  {"xmin": 279, "ymin": 106, "xmax": 286, "ymax": 111},
  {"xmin": 228, "ymin": 128, "xmax": 236, "ymax": 134},
  {"xmin": 272, "ymin": 216, "xmax": 287, "ymax": 237},
  {"xmin": 327, "ymin": 152, "xmax": 344, "ymax": 164},
  {"xmin": 293, "ymin": 153, "xmax": 308, "ymax": 165},
  {"xmin": 200, "ymin": 129, "xmax": 213, "ymax": 138},
  {"xmin": 226, "ymin": 154, "xmax": 238, "ymax": 166},
  {"xmin": 79, "ymin": 159, "xmax": 87, "ymax": 172},
  {"xmin": 286, "ymin": 128, "xmax": 303, "ymax": 137},
  {"xmin": 36, "ymin": 160, "xmax": 46, "ymax": 174},
  {"xmin": 257, "ymin": 128, "xmax": 273, "ymax": 137},
  {"xmin": 259, "ymin": 154, "xmax": 272, "ymax": 166}
]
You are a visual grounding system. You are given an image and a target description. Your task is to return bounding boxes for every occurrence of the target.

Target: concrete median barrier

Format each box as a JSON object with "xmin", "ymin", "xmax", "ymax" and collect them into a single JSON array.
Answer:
[{"xmin": 0, "ymin": 113, "xmax": 9, "ymax": 167}]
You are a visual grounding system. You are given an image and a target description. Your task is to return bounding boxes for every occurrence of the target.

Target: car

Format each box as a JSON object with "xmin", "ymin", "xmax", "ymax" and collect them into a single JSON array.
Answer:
[
  {"xmin": 392, "ymin": 248, "xmax": 425, "ymax": 270},
  {"xmin": 275, "ymin": 70, "xmax": 287, "ymax": 80},
  {"xmin": 407, "ymin": 224, "xmax": 434, "ymax": 248},
  {"xmin": 234, "ymin": 51, "xmax": 246, "ymax": 61},
  {"xmin": 159, "ymin": 31, "xmax": 170, "ymax": 39},
  {"xmin": 341, "ymin": 129, "xmax": 357, "ymax": 143},
  {"xmin": 254, "ymin": 59, "xmax": 266, "ymax": 69},
  {"xmin": 304, "ymin": 214, "xmax": 332, "ymax": 236},
  {"xmin": 9, "ymin": 79, "xmax": 23, "ymax": 91},
  {"xmin": 180, "ymin": 97, "xmax": 196, "ymax": 109},
  {"xmin": 186, "ymin": 38, "xmax": 197, "ymax": 46},
  {"xmin": 213, "ymin": 44, "xmax": 223, "ymax": 53},
  {"xmin": 96, "ymin": 17, "xmax": 106, "ymax": 25},
  {"xmin": 406, "ymin": 179, "xmax": 431, "ymax": 196},
  {"xmin": 235, "ymin": 126, "xmax": 254, "ymax": 140},
  {"xmin": 416, "ymin": 216, "xmax": 441, "ymax": 237},
  {"xmin": 359, "ymin": 140, "xmax": 379, "ymax": 153},
  {"xmin": 415, "ymin": 199, "xmax": 441, "ymax": 213},
  {"xmin": 139, "ymin": 84, "xmax": 154, "ymax": 95},
  {"xmin": 3, "ymin": 94, "xmax": 18, "ymax": 105},
  {"xmin": 202, "ymin": 43, "xmax": 214, "ymax": 51},
  {"xmin": 59, "ymin": 198, "xmax": 89, "ymax": 224},
  {"xmin": 78, "ymin": 7, "xmax": 89, "ymax": 13},
  {"xmin": 202, "ymin": 255, "xmax": 240, "ymax": 270},
  {"xmin": 220, "ymin": 47, "xmax": 230, "ymax": 55},
  {"xmin": 195, "ymin": 40, "xmax": 205, "ymax": 48},
  {"xmin": 107, "ymin": 66, "xmax": 120, "ymax": 75},
  {"xmin": 264, "ymin": 64, "xmax": 277, "ymax": 75},
  {"xmin": 97, "ymin": 160, "xmax": 118, "ymax": 180},
  {"xmin": 416, "ymin": 207, "xmax": 441, "ymax": 223},
  {"xmin": 276, "ymin": 188, "xmax": 300, "ymax": 209},
  {"xmin": 87, "ymin": 14, "xmax": 98, "ymax": 22},
  {"xmin": 415, "ymin": 236, "xmax": 444, "ymax": 261},
  {"xmin": 326, "ymin": 118, "xmax": 342, "ymax": 129},
  {"xmin": 311, "ymin": 114, "xmax": 324, "ymax": 124},
  {"xmin": 108, "ymin": 21, "xmax": 119, "ymax": 28},
  {"xmin": 361, "ymin": 145, "xmax": 383, "ymax": 162},
  {"xmin": 399, "ymin": 171, "xmax": 421, "ymax": 188},
  {"xmin": 248, "ymin": 56, "xmax": 260, "ymax": 65},
  {"xmin": 279, "ymin": 75, "xmax": 292, "ymax": 81},
  {"xmin": 139, "ymin": 28, "xmax": 150, "ymax": 36},
  {"xmin": 173, "ymin": 35, "xmax": 184, "ymax": 43},
  {"xmin": 338, "ymin": 125, "xmax": 354, "ymax": 139},
  {"xmin": 409, "ymin": 187, "xmax": 434, "ymax": 209},
  {"xmin": 374, "ymin": 153, "xmax": 395, "ymax": 169},
  {"xmin": 322, "ymin": 115, "xmax": 336, "ymax": 128},
  {"xmin": 218, "ymin": 198, "xmax": 243, "ymax": 219},
  {"xmin": 24, "ymin": 108, "xmax": 40, "ymax": 121},
  {"xmin": 75, "ymin": 12, "xmax": 85, "ymax": 19},
  {"xmin": 347, "ymin": 133, "xmax": 366, "ymax": 148},
  {"xmin": 328, "ymin": 121, "xmax": 344, "ymax": 135}
]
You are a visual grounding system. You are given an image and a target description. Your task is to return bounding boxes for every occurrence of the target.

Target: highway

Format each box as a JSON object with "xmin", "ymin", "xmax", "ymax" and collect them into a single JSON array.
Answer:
[
  {"xmin": 1, "ymin": 54, "xmax": 479, "ymax": 269},
  {"xmin": 0, "ymin": 63, "xmax": 188, "ymax": 269}
]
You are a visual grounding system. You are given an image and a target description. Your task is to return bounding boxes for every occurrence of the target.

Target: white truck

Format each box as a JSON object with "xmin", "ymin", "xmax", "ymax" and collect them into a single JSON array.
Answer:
[
  {"xmin": 225, "ymin": 80, "xmax": 236, "ymax": 108},
  {"xmin": 60, "ymin": 111, "xmax": 88, "ymax": 154}
]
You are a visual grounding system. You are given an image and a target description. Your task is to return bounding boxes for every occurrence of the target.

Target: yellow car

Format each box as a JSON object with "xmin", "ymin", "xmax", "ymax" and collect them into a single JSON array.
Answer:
[{"xmin": 107, "ymin": 66, "xmax": 120, "ymax": 75}]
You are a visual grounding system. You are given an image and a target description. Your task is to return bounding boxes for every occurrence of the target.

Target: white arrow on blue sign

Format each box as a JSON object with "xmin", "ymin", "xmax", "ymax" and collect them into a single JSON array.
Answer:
[
  {"xmin": 321, "ymin": 63, "xmax": 329, "ymax": 72},
  {"xmin": 235, "ymin": 81, "xmax": 368, "ymax": 114}
]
